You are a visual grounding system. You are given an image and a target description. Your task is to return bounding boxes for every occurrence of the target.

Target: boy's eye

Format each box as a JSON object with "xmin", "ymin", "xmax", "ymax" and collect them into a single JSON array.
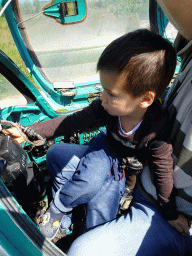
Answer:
[{"xmin": 108, "ymin": 91, "xmax": 115, "ymax": 97}]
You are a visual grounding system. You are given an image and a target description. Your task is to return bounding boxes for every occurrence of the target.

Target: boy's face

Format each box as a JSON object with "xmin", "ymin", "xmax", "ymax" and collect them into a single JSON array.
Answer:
[{"xmin": 99, "ymin": 70, "xmax": 144, "ymax": 117}]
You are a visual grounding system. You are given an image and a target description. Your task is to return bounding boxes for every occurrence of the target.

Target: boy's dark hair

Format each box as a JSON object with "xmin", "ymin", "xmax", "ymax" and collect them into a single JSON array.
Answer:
[{"xmin": 97, "ymin": 29, "xmax": 176, "ymax": 98}]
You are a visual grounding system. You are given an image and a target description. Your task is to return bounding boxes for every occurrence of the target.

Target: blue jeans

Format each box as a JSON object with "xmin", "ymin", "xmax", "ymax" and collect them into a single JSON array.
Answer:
[
  {"xmin": 46, "ymin": 132, "xmax": 125, "ymax": 229},
  {"xmin": 67, "ymin": 190, "xmax": 192, "ymax": 256}
]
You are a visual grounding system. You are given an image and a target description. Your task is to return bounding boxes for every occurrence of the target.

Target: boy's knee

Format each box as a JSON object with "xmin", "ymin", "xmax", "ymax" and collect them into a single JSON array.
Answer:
[{"xmin": 46, "ymin": 144, "xmax": 58, "ymax": 162}]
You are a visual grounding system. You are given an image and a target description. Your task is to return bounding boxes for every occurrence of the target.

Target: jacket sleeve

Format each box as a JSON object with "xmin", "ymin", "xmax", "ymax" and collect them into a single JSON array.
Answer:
[
  {"xmin": 28, "ymin": 99, "xmax": 106, "ymax": 139},
  {"xmin": 148, "ymin": 140, "xmax": 179, "ymax": 220}
]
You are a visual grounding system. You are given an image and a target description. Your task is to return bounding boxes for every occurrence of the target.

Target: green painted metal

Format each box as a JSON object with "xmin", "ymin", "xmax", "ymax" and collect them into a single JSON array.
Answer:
[
  {"xmin": 0, "ymin": 176, "xmax": 44, "ymax": 256},
  {"xmin": 0, "ymin": 50, "xmax": 58, "ymax": 119},
  {"xmin": 78, "ymin": 127, "xmax": 104, "ymax": 145},
  {"xmin": 43, "ymin": 0, "xmax": 87, "ymax": 24},
  {"xmin": 0, "ymin": 104, "xmax": 49, "ymax": 125},
  {"xmin": 0, "ymin": 204, "xmax": 43, "ymax": 256},
  {"xmin": 0, "ymin": 177, "xmax": 66, "ymax": 256},
  {"xmin": 156, "ymin": 3, "xmax": 169, "ymax": 37}
]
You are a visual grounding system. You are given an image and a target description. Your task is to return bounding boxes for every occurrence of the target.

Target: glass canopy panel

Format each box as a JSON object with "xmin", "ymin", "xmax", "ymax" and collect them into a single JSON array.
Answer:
[
  {"xmin": 0, "ymin": 74, "xmax": 27, "ymax": 109},
  {"xmin": 17, "ymin": 0, "xmax": 150, "ymax": 84}
]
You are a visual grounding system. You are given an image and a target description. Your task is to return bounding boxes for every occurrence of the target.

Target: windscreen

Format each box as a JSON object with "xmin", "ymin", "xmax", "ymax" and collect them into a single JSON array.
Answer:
[
  {"xmin": 0, "ymin": 74, "xmax": 27, "ymax": 109},
  {"xmin": 15, "ymin": 0, "xmax": 150, "ymax": 84}
]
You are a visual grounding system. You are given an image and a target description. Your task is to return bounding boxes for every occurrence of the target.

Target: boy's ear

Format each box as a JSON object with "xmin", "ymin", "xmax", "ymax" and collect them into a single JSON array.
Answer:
[{"xmin": 140, "ymin": 91, "xmax": 155, "ymax": 108}]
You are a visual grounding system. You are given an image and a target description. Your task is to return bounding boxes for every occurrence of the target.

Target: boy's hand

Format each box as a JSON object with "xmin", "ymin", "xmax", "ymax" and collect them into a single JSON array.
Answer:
[
  {"xmin": 168, "ymin": 214, "xmax": 190, "ymax": 236},
  {"xmin": 1, "ymin": 128, "xmax": 25, "ymax": 144}
]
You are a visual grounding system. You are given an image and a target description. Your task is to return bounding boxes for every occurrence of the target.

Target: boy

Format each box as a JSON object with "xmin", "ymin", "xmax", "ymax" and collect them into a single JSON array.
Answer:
[{"xmin": 4, "ymin": 29, "xmax": 189, "ymax": 239}]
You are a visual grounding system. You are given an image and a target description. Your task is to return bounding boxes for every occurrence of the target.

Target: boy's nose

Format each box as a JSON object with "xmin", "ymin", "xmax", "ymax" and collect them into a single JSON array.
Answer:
[{"xmin": 100, "ymin": 91, "xmax": 107, "ymax": 103}]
